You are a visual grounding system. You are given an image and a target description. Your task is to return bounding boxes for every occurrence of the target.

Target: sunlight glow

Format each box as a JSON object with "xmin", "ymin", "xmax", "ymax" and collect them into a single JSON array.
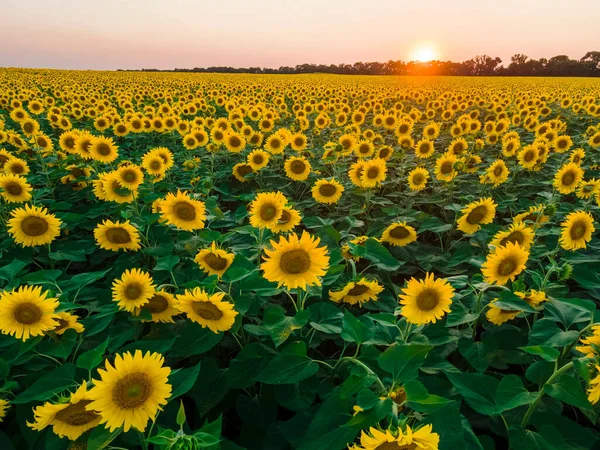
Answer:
[{"xmin": 409, "ymin": 44, "xmax": 440, "ymax": 62}]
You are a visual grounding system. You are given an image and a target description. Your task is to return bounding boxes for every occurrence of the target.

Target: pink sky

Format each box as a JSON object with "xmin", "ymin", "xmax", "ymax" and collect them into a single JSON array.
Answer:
[{"xmin": 1, "ymin": 0, "xmax": 598, "ymax": 70}]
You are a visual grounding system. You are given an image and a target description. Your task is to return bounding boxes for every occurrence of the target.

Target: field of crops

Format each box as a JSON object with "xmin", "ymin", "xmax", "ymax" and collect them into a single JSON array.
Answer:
[{"xmin": 0, "ymin": 70, "xmax": 600, "ymax": 449}]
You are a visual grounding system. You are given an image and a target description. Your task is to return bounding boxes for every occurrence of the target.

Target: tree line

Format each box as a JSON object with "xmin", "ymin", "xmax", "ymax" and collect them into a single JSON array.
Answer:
[{"xmin": 127, "ymin": 52, "xmax": 600, "ymax": 76}]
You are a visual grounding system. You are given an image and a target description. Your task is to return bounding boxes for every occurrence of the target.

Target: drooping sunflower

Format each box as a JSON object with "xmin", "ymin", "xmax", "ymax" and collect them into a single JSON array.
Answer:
[
  {"xmin": 86, "ymin": 350, "xmax": 171, "ymax": 432},
  {"xmin": 490, "ymin": 221, "xmax": 535, "ymax": 250},
  {"xmin": 112, "ymin": 269, "xmax": 156, "ymax": 312},
  {"xmin": 312, "ymin": 178, "xmax": 344, "ymax": 204},
  {"xmin": 232, "ymin": 163, "xmax": 255, "ymax": 182},
  {"xmin": 160, "ymin": 190, "xmax": 206, "ymax": 231},
  {"xmin": 0, "ymin": 173, "xmax": 32, "ymax": 203},
  {"xmin": 559, "ymin": 210, "xmax": 595, "ymax": 251},
  {"xmin": 457, "ymin": 197, "xmax": 497, "ymax": 234},
  {"xmin": 553, "ymin": 162, "xmax": 584, "ymax": 195},
  {"xmin": 94, "ymin": 219, "xmax": 141, "ymax": 252},
  {"xmin": 360, "ymin": 158, "xmax": 387, "ymax": 188},
  {"xmin": 135, "ymin": 291, "xmax": 179, "ymax": 323},
  {"xmin": 195, "ymin": 242, "xmax": 235, "ymax": 278},
  {"xmin": 486, "ymin": 299, "xmax": 521, "ymax": 325},
  {"xmin": 481, "ymin": 242, "xmax": 529, "ymax": 285},
  {"xmin": 28, "ymin": 383, "xmax": 101, "ymax": 441},
  {"xmin": 407, "ymin": 167, "xmax": 429, "ymax": 191},
  {"xmin": 516, "ymin": 289, "xmax": 547, "ymax": 307},
  {"xmin": 271, "ymin": 207, "xmax": 301, "ymax": 233},
  {"xmin": 399, "ymin": 273, "xmax": 454, "ymax": 325},
  {"xmin": 7, "ymin": 204, "xmax": 61, "ymax": 247},
  {"xmin": 381, "ymin": 222, "xmax": 417, "ymax": 247},
  {"xmin": 247, "ymin": 149, "xmax": 270, "ymax": 170},
  {"xmin": 329, "ymin": 278, "xmax": 384, "ymax": 306},
  {"xmin": 116, "ymin": 164, "xmax": 144, "ymax": 190},
  {"xmin": 284, "ymin": 156, "xmax": 311, "ymax": 181},
  {"xmin": 51, "ymin": 312, "xmax": 85, "ymax": 335},
  {"xmin": 435, "ymin": 152, "xmax": 458, "ymax": 182},
  {"xmin": 176, "ymin": 288, "xmax": 238, "ymax": 333},
  {"xmin": 0, "ymin": 399, "xmax": 8, "ymax": 422},
  {"xmin": 261, "ymin": 231, "xmax": 330, "ymax": 290},
  {"xmin": 351, "ymin": 424, "xmax": 439, "ymax": 450},
  {"xmin": 249, "ymin": 191, "xmax": 287, "ymax": 230},
  {"xmin": 89, "ymin": 136, "xmax": 119, "ymax": 163},
  {"xmin": 0, "ymin": 285, "xmax": 59, "ymax": 341}
]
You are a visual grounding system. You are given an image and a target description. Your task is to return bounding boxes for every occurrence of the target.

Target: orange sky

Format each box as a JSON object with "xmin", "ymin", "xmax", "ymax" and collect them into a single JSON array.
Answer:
[{"xmin": 1, "ymin": 0, "xmax": 598, "ymax": 70}]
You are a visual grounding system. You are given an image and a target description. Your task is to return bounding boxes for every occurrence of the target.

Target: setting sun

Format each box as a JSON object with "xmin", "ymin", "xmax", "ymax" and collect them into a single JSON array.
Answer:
[{"xmin": 409, "ymin": 43, "xmax": 440, "ymax": 62}]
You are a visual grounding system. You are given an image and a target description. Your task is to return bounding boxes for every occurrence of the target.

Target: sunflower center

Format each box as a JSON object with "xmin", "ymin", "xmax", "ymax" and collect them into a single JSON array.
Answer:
[
  {"xmin": 54, "ymin": 318, "xmax": 70, "ymax": 332},
  {"xmin": 389, "ymin": 226, "xmax": 410, "ymax": 239},
  {"xmin": 279, "ymin": 249, "xmax": 311, "ymax": 275},
  {"xmin": 348, "ymin": 284, "xmax": 370, "ymax": 296},
  {"xmin": 150, "ymin": 160, "xmax": 161, "ymax": 170},
  {"xmin": 493, "ymin": 166, "xmax": 503, "ymax": 176},
  {"xmin": 236, "ymin": 165, "xmax": 253, "ymax": 177},
  {"xmin": 5, "ymin": 181, "xmax": 23, "ymax": 196},
  {"xmin": 229, "ymin": 136, "xmax": 242, "ymax": 147},
  {"xmin": 440, "ymin": 161, "xmax": 453, "ymax": 174},
  {"xmin": 570, "ymin": 221, "xmax": 587, "ymax": 240},
  {"xmin": 71, "ymin": 168, "xmax": 85, "ymax": 178},
  {"xmin": 24, "ymin": 122, "xmax": 33, "ymax": 133},
  {"xmin": 466, "ymin": 205, "xmax": 488, "ymax": 224},
  {"xmin": 497, "ymin": 257, "xmax": 517, "ymax": 276},
  {"xmin": 500, "ymin": 231, "xmax": 523, "ymax": 246},
  {"xmin": 253, "ymin": 155, "xmax": 264, "ymax": 164},
  {"xmin": 419, "ymin": 144, "xmax": 430, "ymax": 154},
  {"xmin": 524, "ymin": 151, "xmax": 535, "ymax": 162},
  {"xmin": 416, "ymin": 289, "xmax": 439, "ymax": 311},
  {"xmin": 367, "ymin": 168, "xmax": 379, "ymax": 179},
  {"xmin": 148, "ymin": 294, "xmax": 169, "ymax": 313},
  {"xmin": 259, "ymin": 203, "xmax": 278, "ymax": 221},
  {"xmin": 113, "ymin": 373, "xmax": 152, "ymax": 409},
  {"xmin": 561, "ymin": 171, "xmax": 575, "ymax": 186},
  {"xmin": 294, "ymin": 137, "xmax": 304, "ymax": 147},
  {"xmin": 125, "ymin": 283, "xmax": 143, "ymax": 300},
  {"xmin": 290, "ymin": 160, "xmax": 307, "ymax": 174},
  {"xmin": 173, "ymin": 202, "xmax": 196, "ymax": 221},
  {"xmin": 359, "ymin": 145, "xmax": 370, "ymax": 154},
  {"xmin": 106, "ymin": 228, "xmax": 132, "ymax": 245},
  {"xmin": 55, "ymin": 400, "xmax": 98, "ymax": 426},
  {"xmin": 13, "ymin": 302, "xmax": 43, "ymax": 325},
  {"xmin": 204, "ymin": 252, "xmax": 228, "ymax": 271},
  {"xmin": 379, "ymin": 148, "xmax": 390, "ymax": 158},
  {"xmin": 96, "ymin": 143, "xmax": 111, "ymax": 156},
  {"xmin": 278, "ymin": 210, "xmax": 291, "ymax": 224},
  {"xmin": 412, "ymin": 174, "xmax": 424, "ymax": 185},
  {"xmin": 11, "ymin": 163, "xmax": 25, "ymax": 174},
  {"xmin": 21, "ymin": 216, "xmax": 49, "ymax": 236},
  {"xmin": 191, "ymin": 301, "xmax": 223, "ymax": 320},
  {"xmin": 122, "ymin": 171, "xmax": 137, "ymax": 182},
  {"xmin": 319, "ymin": 184, "xmax": 337, "ymax": 197}
]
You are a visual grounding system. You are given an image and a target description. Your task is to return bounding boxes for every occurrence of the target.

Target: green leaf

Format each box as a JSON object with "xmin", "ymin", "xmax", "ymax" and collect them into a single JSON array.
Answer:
[
  {"xmin": 154, "ymin": 254, "xmax": 180, "ymax": 272},
  {"xmin": 378, "ymin": 344, "xmax": 431, "ymax": 383},
  {"xmin": 170, "ymin": 362, "xmax": 201, "ymax": 398},
  {"xmin": 176, "ymin": 401, "xmax": 187, "ymax": 426},
  {"xmin": 509, "ymin": 426, "xmax": 565, "ymax": 450},
  {"xmin": 87, "ymin": 427, "xmax": 122, "ymax": 450},
  {"xmin": 340, "ymin": 310, "xmax": 374, "ymax": 345},
  {"xmin": 528, "ymin": 318, "xmax": 579, "ymax": 347},
  {"xmin": 170, "ymin": 321, "xmax": 222, "ymax": 357},
  {"xmin": 13, "ymin": 363, "xmax": 75, "ymax": 404},
  {"xmin": 21, "ymin": 269, "xmax": 62, "ymax": 285},
  {"xmin": 546, "ymin": 374, "xmax": 596, "ymax": 422},
  {"xmin": 351, "ymin": 238, "xmax": 401, "ymax": 270},
  {"xmin": 520, "ymin": 346, "xmax": 560, "ymax": 362},
  {"xmin": 495, "ymin": 374, "xmax": 539, "ymax": 412},
  {"xmin": 226, "ymin": 343, "xmax": 272, "ymax": 389},
  {"xmin": 258, "ymin": 353, "xmax": 319, "ymax": 385},
  {"xmin": 492, "ymin": 290, "xmax": 536, "ymax": 313},
  {"xmin": 0, "ymin": 259, "xmax": 27, "ymax": 282},
  {"xmin": 69, "ymin": 269, "xmax": 110, "ymax": 290},
  {"xmin": 76, "ymin": 338, "xmax": 109, "ymax": 371},
  {"xmin": 340, "ymin": 367, "xmax": 377, "ymax": 399}
]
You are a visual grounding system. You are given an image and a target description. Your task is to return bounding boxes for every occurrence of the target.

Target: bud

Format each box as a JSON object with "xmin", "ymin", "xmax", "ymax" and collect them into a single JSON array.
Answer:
[
  {"xmin": 544, "ymin": 204, "xmax": 557, "ymax": 217},
  {"xmin": 559, "ymin": 263, "xmax": 574, "ymax": 281}
]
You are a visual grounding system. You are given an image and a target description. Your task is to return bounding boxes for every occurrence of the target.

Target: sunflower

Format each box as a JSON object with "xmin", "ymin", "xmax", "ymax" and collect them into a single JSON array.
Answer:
[
  {"xmin": 486, "ymin": 299, "xmax": 521, "ymax": 325},
  {"xmin": 423, "ymin": 122, "xmax": 440, "ymax": 140},
  {"xmin": 577, "ymin": 179, "xmax": 600, "ymax": 199},
  {"xmin": 577, "ymin": 327, "xmax": 600, "ymax": 358},
  {"xmin": 0, "ymin": 285, "xmax": 59, "ymax": 341},
  {"xmin": 485, "ymin": 160, "xmax": 510, "ymax": 187},
  {"xmin": 329, "ymin": 278, "xmax": 384, "ymax": 306},
  {"xmin": 28, "ymin": 383, "xmax": 101, "ymax": 441},
  {"xmin": 435, "ymin": 153, "xmax": 458, "ymax": 182},
  {"xmin": 89, "ymin": 136, "xmax": 119, "ymax": 163},
  {"xmin": 516, "ymin": 289, "xmax": 547, "ymax": 307},
  {"xmin": 348, "ymin": 160, "xmax": 367, "ymax": 187},
  {"xmin": 588, "ymin": 368, "xmax": 600, "ymax": 405},
  {"xmin": 399, "ymin": 273, "xmax": 454, "ymax": 325},
  {"xmin": 559, "ymin": 210, "xmax": 595, "ymax": 251},
  {"xmin": 160, "ymin": 190, "xmax": 206, "ymax": 231},
  {"xmin": 153, "ymin": 147, "xmax": 175, "ymax": 170},
  {"xmin": 247, "ymin": 149, "xmax": 270, "ymax": 170},
  {"xmin": 101, "ymin": 172, "xmax": 135, "ymax": 204},
  {"xmin": 195, "ymin": 242, "xmax": 235, "ymax": 278},
  {"xmin": 289, "ymin": 132, "xmax": 308, "ymax": 151},
  {"xmin": 360, "ymin": 158, "xmax": 387, "ymax": 188},
  {"xmin": 312, "ymin": 178, "xmax": 344, "ymax": 204},
  {"xmin": 284, "ymin": 156, "xmax": 311, "ymax": 181},
  {"xmin": 135, "ymin": 291, "xmax": 179, "ymax": 323},
  {"xmin": 355, "ymin": 140, "xmax": 374, "ymax": 158},
  {"xmin": 176, "ymin": 288, "xmax": 238, "ymax": 333},
  {"xmin": 457, "ymin": 197, "xmax": 497, "ymax": 234},
  {"xmin": 86, "ymin": 350, "xmax": 171, "ymax": 432},
  {"xmin": 8, "ymin": 204, "xmax": 61, "ymax": 247},
  {"xmin": 481, "ymin": 242, "xmax": 529, "ymax": 285},
  {"xmin": 517, "ymin": 146, "xmax": 539, "ymax": 169},
  {"xmin": 232, "ymin": 163, "xmax": 255, "ymax": 182},
  {"xmin": 0, "ymin": 173, "xmax": 32, "ymax": 203},
  {"xmin": 414, "ymin": 139, "xmax": 435, "ymax": 159},
  {"xmin": 264, "ymin": 134, "xmax": 285, "ymax": 154},
  {"xmin": 513, "ymin": 204, "xmax": 549, "ymax": 227},
  {"xmin": 0, "ymin": 399, "xmax": 8, "ymax": 422},
  {"xmin": 407, "ymin": 167, "xmax": 429, "ymax": 191},
  {"xmin": 74, "ymin": 132, "xmax": 93, "ymax": 159},
  {"xmin": 271, "ymin": 207, "xmax": 301, "ymax": 233},
  {"xmin": 224, "ymin": 132, "xmax": 246, "ymax": 153},
  {"xmin": 381, "ymin": 222, "xmax": 417, "ymax": 246},
  {"xmin": 249, "ymin": 191, "xmax": 287, "ymax": 230},
  {"xmin": 51, "ymin": 312, "xmax": 84, "ymax": 335},
  {"xmin": 351, "ymin": 424, "xmax": 439, "ymax": 450},
  {"xmin": 261, "ymin": 231, "xmax": 330, "ymax": 290},
  {"xmin": 554, "ymin": 135, "xmax": 573, "ymax": 153},
  {"xmin": 116, "ymin": 164, "xmax": 144, "ymax": 190},
  {"xmin": 94, "ymin": 219, "xmax": 141, "ymax": 252},
  {"xmin": 112, "ymin": 269, "xmax": 156, "ymax": 312},
  {"xmin": 554, "ymin": 163, "xmax": 584, "ymax": 194},
  {"xmin": 4, "ymin": 156, "xmax": 30, "ymax": 175},
  {"xmin": 490, "ymin": 222, "xmax": 535, "ymax": 250}
]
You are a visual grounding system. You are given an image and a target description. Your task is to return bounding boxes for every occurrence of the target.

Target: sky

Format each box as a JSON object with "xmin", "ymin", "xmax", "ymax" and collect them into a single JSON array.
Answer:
[{"xmin": 1, "ymin": 0, "xmax": 598, "ymax": 70}]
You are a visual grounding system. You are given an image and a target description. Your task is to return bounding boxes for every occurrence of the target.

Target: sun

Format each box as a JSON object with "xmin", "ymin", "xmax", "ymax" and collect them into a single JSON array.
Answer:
[{"xmin": 409, "ymin": 43, "xmax": 439, "ymax": 62}]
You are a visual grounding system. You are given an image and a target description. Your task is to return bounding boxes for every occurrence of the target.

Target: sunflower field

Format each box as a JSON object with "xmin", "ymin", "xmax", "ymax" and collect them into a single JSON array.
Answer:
[{"xmin": 1, "ymin": 70, "xmax": 600, "ymax": 450}]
